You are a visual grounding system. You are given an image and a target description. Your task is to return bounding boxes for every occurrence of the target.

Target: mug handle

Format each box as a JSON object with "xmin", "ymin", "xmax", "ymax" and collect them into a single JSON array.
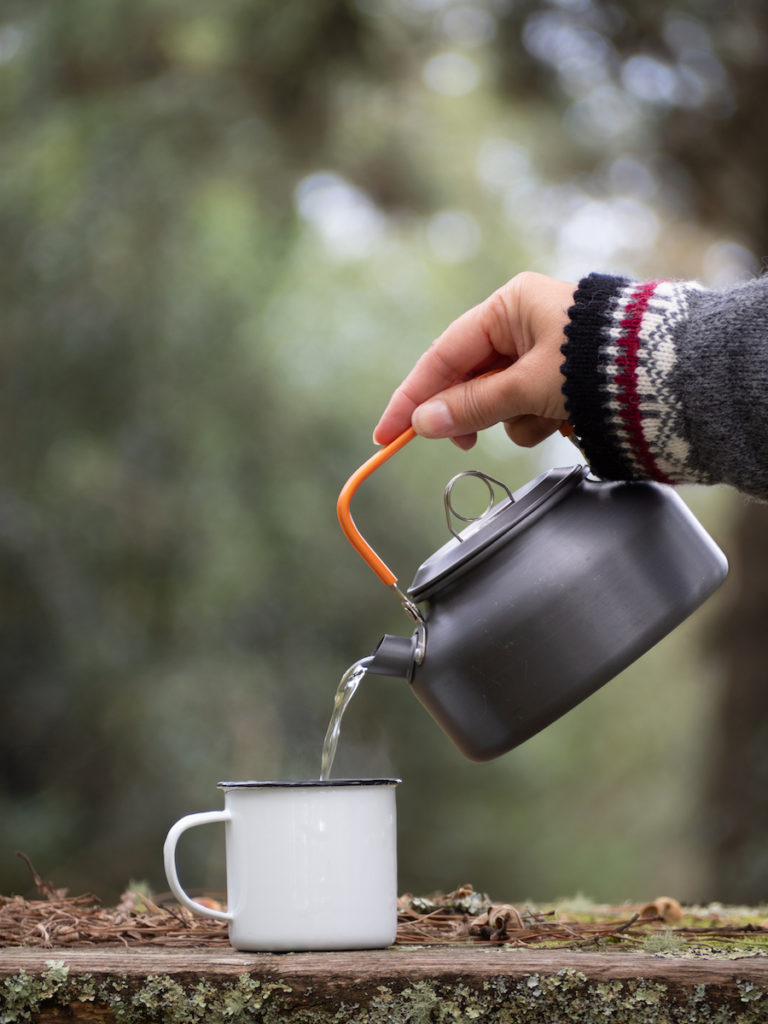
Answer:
[{"xmin": 163, "ymin": 810, "xmax": 233, "ymax": 922}]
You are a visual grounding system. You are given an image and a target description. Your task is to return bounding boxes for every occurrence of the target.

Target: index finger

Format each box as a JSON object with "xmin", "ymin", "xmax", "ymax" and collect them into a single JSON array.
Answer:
[{"xmin": 372, "ymin": 299, "xmax": 508, "ymax": 445}]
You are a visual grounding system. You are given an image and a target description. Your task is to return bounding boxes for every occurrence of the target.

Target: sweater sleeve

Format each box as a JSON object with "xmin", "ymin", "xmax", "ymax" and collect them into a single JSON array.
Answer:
[{"xmin": 561, "ymin": 272, "xmax": 768, "ymax": 500}]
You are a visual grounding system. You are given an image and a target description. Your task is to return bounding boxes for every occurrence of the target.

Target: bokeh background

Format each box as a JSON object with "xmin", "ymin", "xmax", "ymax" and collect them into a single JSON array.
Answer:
[{"xmin": 2, "ymin": 0, "xmax": 768, "ymax": 907}]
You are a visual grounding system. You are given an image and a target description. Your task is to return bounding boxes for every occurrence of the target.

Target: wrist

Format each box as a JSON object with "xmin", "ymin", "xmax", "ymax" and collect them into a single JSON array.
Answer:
[{"xmin": 561, "ymin": 273, "xmax": 699, "ymax": 484}]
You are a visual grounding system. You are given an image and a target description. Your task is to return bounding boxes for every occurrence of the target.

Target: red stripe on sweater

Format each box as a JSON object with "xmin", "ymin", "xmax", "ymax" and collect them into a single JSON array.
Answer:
[{"xmin": 615, "ymin": 281, "xmax": 674, "ymax": 484}]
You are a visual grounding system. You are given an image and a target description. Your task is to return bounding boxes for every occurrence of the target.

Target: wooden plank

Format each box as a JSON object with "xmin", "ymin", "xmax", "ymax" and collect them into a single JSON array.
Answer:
[
  {"xmin": 2, "ymin": 945, "xmax": 768, "ymax": 1022},
  {"xmin": 4, "ymin": 944, "xmax": 768, "ymax": 982}
]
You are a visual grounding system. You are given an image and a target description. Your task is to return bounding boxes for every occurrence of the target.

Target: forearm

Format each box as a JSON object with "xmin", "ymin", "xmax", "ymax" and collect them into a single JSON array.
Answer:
[{"xmin": 562, "ymin": 272, "xmax": 768, "ymax": 499}]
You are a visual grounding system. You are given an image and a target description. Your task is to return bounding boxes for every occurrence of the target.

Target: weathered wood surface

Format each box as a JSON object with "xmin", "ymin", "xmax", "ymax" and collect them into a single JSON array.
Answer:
[{"xmin": 2, "ymin": 945, "xmax": 768, "ymax": 1022}]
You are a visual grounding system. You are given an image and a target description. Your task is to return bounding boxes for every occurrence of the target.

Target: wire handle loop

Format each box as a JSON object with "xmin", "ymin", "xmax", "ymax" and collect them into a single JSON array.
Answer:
[{"xmin": 443, "ymin": 470, "xmax": 514, "ymax": 542}]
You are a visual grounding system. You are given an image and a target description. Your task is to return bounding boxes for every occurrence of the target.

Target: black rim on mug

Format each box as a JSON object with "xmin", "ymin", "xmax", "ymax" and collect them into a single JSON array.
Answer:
[{"xmin": 217, "ymin": 779, "xmax": 401, "ymax": 789}]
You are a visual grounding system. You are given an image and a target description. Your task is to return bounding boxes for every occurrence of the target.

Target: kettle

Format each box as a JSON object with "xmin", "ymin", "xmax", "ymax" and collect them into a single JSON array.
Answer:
[{"xmin": 338, "ymin": 428, "xmax": 728, "ymax": 762}]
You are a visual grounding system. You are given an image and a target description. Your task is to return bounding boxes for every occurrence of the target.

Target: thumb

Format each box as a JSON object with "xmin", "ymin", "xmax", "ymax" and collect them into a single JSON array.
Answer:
[{"xmin": 411, "ymin": 373, "xmax": 519, "ymax": 439}]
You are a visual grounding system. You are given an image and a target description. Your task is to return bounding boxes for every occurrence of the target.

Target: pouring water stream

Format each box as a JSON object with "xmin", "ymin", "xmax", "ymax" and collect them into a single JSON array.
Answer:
[{"xmin": 320, "ymin": 657, "xmax": 373, "ymax": 780}]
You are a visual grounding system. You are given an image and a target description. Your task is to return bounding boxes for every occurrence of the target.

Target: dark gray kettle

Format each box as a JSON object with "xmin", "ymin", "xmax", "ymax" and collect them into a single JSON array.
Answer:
[{"xmin": 338, "ymin": 429, "xmax": 728, "ymax": 762}]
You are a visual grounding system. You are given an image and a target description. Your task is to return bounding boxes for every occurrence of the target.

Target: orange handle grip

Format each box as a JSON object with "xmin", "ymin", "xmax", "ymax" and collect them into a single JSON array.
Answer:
[
  {"xmin": 337, "ymin": 427, "xmax": 416, "ymax": 587},
  {"xmin": 337, "ymin": 368, "xmax": 573, "ymax": 588}
]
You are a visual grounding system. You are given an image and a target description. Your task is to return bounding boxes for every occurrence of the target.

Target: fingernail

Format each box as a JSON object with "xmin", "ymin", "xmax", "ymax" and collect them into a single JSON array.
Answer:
[{"xmin": 412, "ymin": 399, "xmax": 454, "ymax": 437}]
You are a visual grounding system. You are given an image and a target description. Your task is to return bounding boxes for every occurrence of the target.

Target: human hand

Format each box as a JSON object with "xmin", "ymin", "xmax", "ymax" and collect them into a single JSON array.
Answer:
[{"xmin": 372, "ymin": 272, "xmax": 576, "ymax": 451}]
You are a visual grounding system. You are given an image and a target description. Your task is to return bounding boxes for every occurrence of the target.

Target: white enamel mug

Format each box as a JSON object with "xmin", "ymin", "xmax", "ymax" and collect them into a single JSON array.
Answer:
[{"xmin": 163, "ymin": 778, "xmax": 399, "ymax": 952}]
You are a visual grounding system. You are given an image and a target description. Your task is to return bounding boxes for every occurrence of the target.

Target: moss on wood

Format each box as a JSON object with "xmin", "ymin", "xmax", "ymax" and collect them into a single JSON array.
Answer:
[{"xmin": 2, "ymin": 951, "xmax": 768, "ymax": 1024}]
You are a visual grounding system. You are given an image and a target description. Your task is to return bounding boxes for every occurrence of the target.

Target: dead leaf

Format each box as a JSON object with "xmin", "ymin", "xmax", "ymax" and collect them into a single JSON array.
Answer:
[
  {"xmin": 194, "ymin": 896, "xmax": 225, "ymax": 912},
  {"xmin": 639, "ymin": 897, "xmax": 684, "ymax": 923},
  {"xmin": 472, "ymin": 904, "xmax": 524, "ymax": 933}
]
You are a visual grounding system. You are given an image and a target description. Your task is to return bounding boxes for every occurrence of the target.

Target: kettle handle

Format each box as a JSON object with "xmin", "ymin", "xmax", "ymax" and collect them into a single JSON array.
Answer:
[
  {"xmin": 337, "ymin": 368, "xmax": 505, "ymax": 588},
  {"xmin": 337, "ymin": 416, "xmax": 577, "ymax": 589},
  {"xmin": 336, "ymin": 427, "xmax": 416, "ymax": 588}
]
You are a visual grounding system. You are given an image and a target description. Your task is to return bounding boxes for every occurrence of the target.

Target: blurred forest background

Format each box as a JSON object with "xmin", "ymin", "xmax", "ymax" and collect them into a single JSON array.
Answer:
[{"xmin": 2, "ymin": 0, "xmax": 768, "ymax": 907}]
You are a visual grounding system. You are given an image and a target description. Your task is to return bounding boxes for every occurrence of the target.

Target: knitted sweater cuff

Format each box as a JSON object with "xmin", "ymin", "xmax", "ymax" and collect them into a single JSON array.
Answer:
[{"xmin": 561, "ymin": 273, "xmax": 699, "ymax": 485}]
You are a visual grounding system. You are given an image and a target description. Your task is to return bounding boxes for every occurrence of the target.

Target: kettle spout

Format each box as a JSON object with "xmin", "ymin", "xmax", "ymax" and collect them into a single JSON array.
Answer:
[{"xmin": 367, "ymin": 632, "xmax": 420, "ymax": 682}]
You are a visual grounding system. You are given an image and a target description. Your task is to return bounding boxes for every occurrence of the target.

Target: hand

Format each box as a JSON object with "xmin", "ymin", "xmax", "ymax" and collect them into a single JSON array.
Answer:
[{"xmin": 373, "ymin": 272, "xmax": 575, "ymax": 451}]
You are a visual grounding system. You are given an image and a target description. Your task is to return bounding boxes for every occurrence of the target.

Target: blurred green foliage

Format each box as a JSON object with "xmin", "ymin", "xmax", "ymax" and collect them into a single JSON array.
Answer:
[{"xmin": 0, "ymin": 0, "xmax": 759, "ymax": 905}]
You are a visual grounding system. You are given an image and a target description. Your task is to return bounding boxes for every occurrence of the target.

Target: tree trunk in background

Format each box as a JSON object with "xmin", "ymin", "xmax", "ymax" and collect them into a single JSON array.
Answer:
[
  {"xmin": 657, "ymin": 5, "xmax": 768, "ymax": 903},
  {"xmin": 705, "ymin": 502, "xmax": 768, "ymax": 902},
  {"xmin": 492, "ymin": 0, "xmax": 768, "ymax": 904},
  {"xmin": 696, "ymin": 41, "xmax": 768, "ymax": 898}
]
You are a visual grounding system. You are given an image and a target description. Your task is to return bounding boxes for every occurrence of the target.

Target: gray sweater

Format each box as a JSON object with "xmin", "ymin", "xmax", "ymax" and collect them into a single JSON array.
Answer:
[{"xmin": 561, "ymin": 273, "xmax": 768, "ymax": 499}]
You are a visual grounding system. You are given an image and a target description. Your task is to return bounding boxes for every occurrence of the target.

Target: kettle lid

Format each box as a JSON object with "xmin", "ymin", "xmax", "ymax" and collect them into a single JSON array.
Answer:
[{"xmin": 408, "ymin": 464, "xmax": 585, "ymax": 600}]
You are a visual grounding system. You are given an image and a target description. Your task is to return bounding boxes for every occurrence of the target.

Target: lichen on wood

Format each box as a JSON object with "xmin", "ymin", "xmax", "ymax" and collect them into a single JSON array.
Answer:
[
  {"xmin": 3, "ymin": 947, "xmax": 768, "ymax": 1024},
  {"xmin": 0, "ymin": 962, "xmax": 293, "ymax": 1024}
]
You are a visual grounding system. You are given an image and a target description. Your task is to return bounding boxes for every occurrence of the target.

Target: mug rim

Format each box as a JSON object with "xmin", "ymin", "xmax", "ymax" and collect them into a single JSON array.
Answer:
[{"xmin": 217, "ymin": 778, "xmax": 400, "ymax": 789}]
